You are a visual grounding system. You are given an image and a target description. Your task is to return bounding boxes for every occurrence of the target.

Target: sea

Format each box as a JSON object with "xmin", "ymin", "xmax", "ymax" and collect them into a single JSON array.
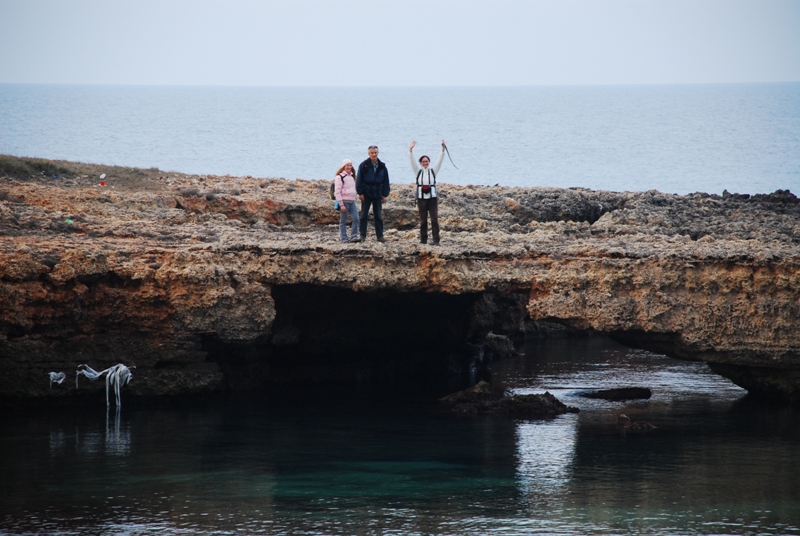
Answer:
[
  {"xmin": 0, "ymin": 83, "xmax": 799, "ymax": 195},
  {"xmin": 2, "ymin": 84, "xmax": 800, "ymax": 535},
  {"xmin": 2, "ymin": 336, "xmax": 800, "ymax": 536}
]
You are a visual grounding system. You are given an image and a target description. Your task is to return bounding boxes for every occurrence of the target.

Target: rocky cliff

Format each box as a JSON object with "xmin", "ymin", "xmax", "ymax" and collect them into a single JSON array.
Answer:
[{"xmin": 1, "ymin": 156, "xmax": 799, "ymax": 403}]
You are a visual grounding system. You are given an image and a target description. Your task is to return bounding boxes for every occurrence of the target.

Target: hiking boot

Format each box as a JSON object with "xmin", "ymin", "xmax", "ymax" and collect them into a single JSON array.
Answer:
[
  {"xmin": 377, "ymin": 237, "xmax": 386, "ymax": 243},
  {"xmin": 432, "ymin": 240, "xmax": 440, "ymax": 246},
  {"xmin": 349, "ymin": 237, "xmax": 361, "ymax": 243}
]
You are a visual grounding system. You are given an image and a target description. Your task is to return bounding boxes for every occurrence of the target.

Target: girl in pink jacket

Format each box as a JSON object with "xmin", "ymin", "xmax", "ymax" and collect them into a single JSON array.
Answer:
[{"xmin": 334, "ymin": 159, "xmax": 360, "ymax": 242}]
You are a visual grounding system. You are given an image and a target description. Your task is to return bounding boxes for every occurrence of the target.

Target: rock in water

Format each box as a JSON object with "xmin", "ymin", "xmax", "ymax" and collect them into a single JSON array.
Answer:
[
  {"xmin": 581, "ymin": 387, "xmax": 652, "ymax": 401},
  {"xmin": 441, "ymin": 381, "xmax": 579, "ymax": 417},
  {"xmin": 617, "ymin": 413, "xmax": 657, "ymax": 433}
]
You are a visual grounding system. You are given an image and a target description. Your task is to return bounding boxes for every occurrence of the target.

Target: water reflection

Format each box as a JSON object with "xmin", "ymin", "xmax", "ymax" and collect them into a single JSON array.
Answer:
[
  {"xmin": 70, "ymin": 408, "xmax": 131, "ymax": 458},
  {"xmin": 104, "ymin": 408, "xmax": 131, "ymax": 457},
  {"xmin": 48, "ymin": 428, "xmax": 65, "ymax": 454},
  {"xmin": 515, "ymin": 417, "xmax": 577, "ymax": 500}
]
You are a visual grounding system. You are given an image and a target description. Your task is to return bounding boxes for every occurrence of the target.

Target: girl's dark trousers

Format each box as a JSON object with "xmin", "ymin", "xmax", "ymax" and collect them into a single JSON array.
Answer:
[{"xmin": 417, "ymin": 197, "xmax": 439, "ymax": 244}]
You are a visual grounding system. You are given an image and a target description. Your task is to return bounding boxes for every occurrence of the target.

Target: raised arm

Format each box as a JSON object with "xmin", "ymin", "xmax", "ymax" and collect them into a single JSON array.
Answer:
[
  {"xmin": 432, "ymin": 140, "xmax": 446, "ymax": 175},
  {"xmin": 409, "ymin": 140, "xmax": 420, "ymax": 174}
]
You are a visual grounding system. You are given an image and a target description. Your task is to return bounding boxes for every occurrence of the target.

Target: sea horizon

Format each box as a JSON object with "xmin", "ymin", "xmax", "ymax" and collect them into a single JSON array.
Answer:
[{"xmin": 2, "ymin": 82, "xmax": 798, "ymax": 195}]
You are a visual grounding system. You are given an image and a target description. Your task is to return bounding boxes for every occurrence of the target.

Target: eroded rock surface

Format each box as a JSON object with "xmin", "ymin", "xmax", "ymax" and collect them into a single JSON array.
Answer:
[{"xmin": 1, "ymin": 156, "xmax": 799, "ymax": 403}]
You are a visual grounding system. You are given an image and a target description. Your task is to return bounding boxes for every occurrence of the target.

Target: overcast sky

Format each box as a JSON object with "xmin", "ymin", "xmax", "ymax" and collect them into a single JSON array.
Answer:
[{"xmin": 1, "ymin": 0, "xmax": 799, "ymax": 86}]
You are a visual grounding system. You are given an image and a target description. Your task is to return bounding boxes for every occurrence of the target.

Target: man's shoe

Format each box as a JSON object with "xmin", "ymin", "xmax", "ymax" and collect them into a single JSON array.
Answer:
[
  {"xmin": 349, "ymin": 237, "xmax": 361, "ymax": 243},
  {"xmin": 432, "ymin": 241, "xmax": 440, "ymax": 245},
  {"xmin": 377, "ymin": 237, "xmax": 386, "ymax": 243}
]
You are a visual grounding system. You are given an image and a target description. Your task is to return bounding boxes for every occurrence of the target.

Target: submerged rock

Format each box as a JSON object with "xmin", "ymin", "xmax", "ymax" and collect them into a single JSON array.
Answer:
[
  {"xmin": 440, "ymin": 381, "xmax": 579, "ymax": 417},
  {"xmin": 580, "ymin": 387, "xmax": 652, "ymax": 401},
  {"xmin": 617, "ymin": 413, "xmax": 657, "ymax": 434}
]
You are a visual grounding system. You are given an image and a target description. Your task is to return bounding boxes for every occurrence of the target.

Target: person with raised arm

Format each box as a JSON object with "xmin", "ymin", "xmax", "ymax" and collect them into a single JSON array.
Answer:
[{"xmin": 409, "ymin": 140, "xmax": 446, "ymax": 245}]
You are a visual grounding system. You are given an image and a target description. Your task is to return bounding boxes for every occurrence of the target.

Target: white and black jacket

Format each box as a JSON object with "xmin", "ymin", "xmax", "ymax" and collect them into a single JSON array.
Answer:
[{"xmin": 410, "ymin": 146, "xmax": 445, "ymax": 200}]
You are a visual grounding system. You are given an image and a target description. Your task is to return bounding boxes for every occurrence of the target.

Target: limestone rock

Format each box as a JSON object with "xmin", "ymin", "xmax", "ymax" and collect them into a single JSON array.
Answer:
[{"xmin": 1, "ymin": 155, "xmax": 799, "ymax": 403}]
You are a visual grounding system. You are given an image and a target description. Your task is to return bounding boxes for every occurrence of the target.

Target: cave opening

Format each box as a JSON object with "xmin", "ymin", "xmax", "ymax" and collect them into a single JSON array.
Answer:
[
  {"xmin": 199, "ymin": 286, "xmax": 764, "ymax": 404},
  {"xmin": 204, "ymin": 285, "xmax": 491, "ymax": 398}
]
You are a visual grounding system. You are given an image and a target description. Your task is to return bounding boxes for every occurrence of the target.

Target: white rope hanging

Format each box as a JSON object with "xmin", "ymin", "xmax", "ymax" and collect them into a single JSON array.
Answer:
[
  {"xmin": 76, "ymin": 364, "xmax": 133, "ymax": 407},
  {"xmin": 48, "ymin": 371, "xmax": 66, "ymax": 388}
]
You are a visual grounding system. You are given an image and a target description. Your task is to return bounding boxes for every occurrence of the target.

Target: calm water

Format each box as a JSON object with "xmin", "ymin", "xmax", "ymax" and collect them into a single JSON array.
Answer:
[
  {"xmin": 3, "ymin": 336, "xmax": 800, "ymax": 535},
  {"xmin": 1, "ymin": 84, "xmax": 799, "ymax": 195}
]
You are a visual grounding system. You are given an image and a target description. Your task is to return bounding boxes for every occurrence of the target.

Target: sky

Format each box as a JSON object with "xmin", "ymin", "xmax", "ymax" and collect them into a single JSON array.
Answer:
[{"xmin": 1, "ymin": 0, "xmax": 799, "ymax": 86}]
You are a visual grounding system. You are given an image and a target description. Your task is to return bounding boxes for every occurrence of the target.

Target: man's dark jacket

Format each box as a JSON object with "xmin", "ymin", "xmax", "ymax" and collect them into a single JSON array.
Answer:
[{"xmin": 356, "ymin": 158, "xmax": 390, "ymax": 198}]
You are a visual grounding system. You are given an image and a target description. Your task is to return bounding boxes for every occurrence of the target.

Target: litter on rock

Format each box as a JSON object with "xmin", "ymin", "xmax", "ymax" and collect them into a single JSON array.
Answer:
[{"xmin": 48, "ymin": 372, "xmax": 66, "ymax": 388}]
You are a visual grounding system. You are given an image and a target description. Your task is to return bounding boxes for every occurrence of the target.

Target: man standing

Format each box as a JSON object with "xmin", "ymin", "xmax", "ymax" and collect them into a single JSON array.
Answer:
[{"xmin": 355, "ymin": 145, "xmax": 390, "ymax": 243}]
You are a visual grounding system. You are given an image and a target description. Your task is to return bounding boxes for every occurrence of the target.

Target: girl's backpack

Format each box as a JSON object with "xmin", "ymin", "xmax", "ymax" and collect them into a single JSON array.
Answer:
[{"xmin": 329, "ymin": 173, "xmax": 346, "ymax": 200}]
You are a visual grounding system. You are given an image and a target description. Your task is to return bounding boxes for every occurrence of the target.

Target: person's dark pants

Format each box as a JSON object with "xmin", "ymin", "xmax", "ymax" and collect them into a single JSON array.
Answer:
[
  {"xmin": 359, "ymin": 195, "xmax": 384, "ymax": 239},
  {"xmin": 417, "ymin": 197, "xmax": 439, "ymax": 243}
]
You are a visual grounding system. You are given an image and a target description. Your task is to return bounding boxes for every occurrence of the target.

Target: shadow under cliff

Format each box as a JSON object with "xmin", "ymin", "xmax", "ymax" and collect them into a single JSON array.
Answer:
[{"xmin": 202, "ymin": 285, "xmax": 502, "ymax": 399}]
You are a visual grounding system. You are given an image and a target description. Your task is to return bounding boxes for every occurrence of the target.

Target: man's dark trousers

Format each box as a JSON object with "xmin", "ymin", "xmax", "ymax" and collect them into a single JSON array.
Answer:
[{"xmin": 359, "ymin": 195, "xmax": 384, "ymax": 239}]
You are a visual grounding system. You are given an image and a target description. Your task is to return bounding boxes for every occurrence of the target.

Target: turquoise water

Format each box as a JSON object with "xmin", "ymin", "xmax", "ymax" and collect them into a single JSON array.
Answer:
[
  {"xmin": 1, "ymin": 84, "xmax": 798, "ymax": 195},
  {"xmin": 3, "ymin": 336, "xmax": 800, "ymax": 535}
]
